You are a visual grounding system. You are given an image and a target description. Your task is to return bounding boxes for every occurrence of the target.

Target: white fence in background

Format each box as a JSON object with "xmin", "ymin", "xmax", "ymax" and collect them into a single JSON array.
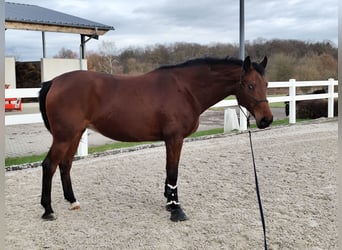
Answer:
[
  {"xmin": 212, "ymin": 78, "xmax": 338, "ymax": 126},
  {"xmin": 5, "ymin": 79, "xmax": 338, "ymax": 156}
]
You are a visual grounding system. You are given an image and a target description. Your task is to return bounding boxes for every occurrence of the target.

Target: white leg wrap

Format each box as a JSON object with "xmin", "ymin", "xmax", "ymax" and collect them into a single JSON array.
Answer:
[
  {"xmin": 69, "ymin": 201, "xmax": 80, "ymax": 210},
  {"xmin": 166, "ymin": 200, "xmax": 180, "ymax": 205},
  {"xmin": 166, "ymin": 184, "xmax": 180, "ymax": 206},
  {"xmin": 167, "ymin": 184, "xmax": 177, "ymax": 189}
]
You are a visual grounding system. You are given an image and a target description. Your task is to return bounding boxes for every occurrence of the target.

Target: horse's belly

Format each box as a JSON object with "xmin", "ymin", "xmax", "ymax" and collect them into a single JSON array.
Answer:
[
  {"xmin": 88, "ymin": 120, "xmax": 162, "ymax": 142},
  {"xmin": 88, "ymin": 107, "xmax": 199, "ymax": 142}
]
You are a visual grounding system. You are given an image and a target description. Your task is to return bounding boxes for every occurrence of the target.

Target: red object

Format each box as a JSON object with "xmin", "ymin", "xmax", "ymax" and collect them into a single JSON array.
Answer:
[{"xmin": 5, "ymin": 97, "xmax": 22, "ymax": 111}]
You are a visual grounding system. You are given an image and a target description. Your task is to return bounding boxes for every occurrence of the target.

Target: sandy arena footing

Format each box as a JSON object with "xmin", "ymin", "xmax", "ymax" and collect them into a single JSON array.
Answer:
[{"xmin": 5, "ymin": 119, "xmax": 337, "ymax": 249}]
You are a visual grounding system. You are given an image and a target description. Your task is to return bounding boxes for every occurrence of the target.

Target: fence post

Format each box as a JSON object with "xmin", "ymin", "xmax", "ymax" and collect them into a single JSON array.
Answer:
[
  {"xmin": 224, "ymin": 108, "xmax": 239, "ymax": 132},
  {"xmin": 77, "ymin": 131, "xmax": 88, "ymax": 156},
  {"xmin": 328, "ymin": 78, "xmax": 334, "ymax": 118},
  {"xmin": 289, "ymin": 79, "xmax": 296, "ymax": 124},
  {"xmin": 239, "ymin": 107, "xmax": 248, "ymax": 131}
]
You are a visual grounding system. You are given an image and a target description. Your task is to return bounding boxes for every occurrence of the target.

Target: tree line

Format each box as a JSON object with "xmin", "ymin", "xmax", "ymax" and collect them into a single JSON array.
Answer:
[{"xmin": 55, "ymin": 39, "xmax": 338, "ymax": 82}]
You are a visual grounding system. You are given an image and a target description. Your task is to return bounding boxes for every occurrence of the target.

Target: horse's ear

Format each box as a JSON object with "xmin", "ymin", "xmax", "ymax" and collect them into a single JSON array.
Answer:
[
  {"xmin": 243, "ymin": 56, "xmax": 251, "ymax": 72},
  {"xmin": 260, "ymin": 56, "xmax": 267, "ymax": 69}
]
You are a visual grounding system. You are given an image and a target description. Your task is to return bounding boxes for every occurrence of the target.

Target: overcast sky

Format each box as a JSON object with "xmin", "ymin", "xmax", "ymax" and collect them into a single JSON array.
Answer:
[{"xmin": 5, "ymin": 0, "xmax": 338, "ymax": 61}]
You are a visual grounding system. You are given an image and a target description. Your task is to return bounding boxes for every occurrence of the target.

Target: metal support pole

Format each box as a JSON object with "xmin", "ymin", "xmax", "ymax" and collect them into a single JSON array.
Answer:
[
  {"xmin": 239, "ymin": 0, "xmax": 248, "ymax": 131},
  {"xmin": 80, "ymin": 34, "xmax": 85, "ymax": 59},
  {"xmin": 77, "ymin": 34, "xmax": 88, "ymax": 156},
  {"xmin": 239, "ymin": 0, "xmax": 245, "ymax": 60},
  {"xmin": 42, "ymin": 31, "xmax": 46, "ymax": 58}
]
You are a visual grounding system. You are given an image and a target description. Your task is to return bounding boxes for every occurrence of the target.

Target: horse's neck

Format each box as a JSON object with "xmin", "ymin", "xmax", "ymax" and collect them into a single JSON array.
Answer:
[{"xmin": 184, "ymin": 66, "xmax": 241, "ymax": 113}]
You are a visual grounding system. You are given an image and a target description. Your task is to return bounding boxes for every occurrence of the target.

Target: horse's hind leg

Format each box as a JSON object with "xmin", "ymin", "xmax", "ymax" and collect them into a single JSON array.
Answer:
[
  {"xmin": 59, "ymin": 134, "xmax": 83, "ymax": 210},
  {"xmin": 59, "ymin": 160, "xmax": 80, "ymax": 210},
  {"xmin": 41, "ymin": 153, "xmax": 57, "ymax": 220},
  {"xmin": 41, "ymin": 142, "xmax": 69, "ymax": 220}
]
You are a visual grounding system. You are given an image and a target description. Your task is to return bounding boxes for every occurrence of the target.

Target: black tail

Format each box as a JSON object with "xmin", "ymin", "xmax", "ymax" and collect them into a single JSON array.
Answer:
[{"xmin": 39, "ymin": 81, "xmax": 53, "ymax": 132}]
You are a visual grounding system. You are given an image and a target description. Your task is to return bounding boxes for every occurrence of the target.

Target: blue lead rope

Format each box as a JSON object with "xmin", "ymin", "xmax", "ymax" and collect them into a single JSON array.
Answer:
[{"xmin": 248, "ymin": 130, "xmax": 268, "ymax": 250}]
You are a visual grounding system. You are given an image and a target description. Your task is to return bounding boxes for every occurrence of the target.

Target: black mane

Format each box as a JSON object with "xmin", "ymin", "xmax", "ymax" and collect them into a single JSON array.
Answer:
[
  {"xmin": 157, "ymin": 57, "xmax": 265, "ymax": 75},
  {"xmin": 158, "ymin": 57, "xmax": 241, "ymax": 69}
]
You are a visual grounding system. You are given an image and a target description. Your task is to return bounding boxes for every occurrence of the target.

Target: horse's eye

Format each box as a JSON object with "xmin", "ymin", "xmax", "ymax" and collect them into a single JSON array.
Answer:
[{"xmin": 248, "ymin": 84, "xmax": 254, "ymax": 90}]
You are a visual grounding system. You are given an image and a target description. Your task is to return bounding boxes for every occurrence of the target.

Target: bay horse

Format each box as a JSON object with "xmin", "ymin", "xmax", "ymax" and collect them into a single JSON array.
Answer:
[{"xmin": 39, "ymin": 56, "xmax": 273, "ymax": 221}]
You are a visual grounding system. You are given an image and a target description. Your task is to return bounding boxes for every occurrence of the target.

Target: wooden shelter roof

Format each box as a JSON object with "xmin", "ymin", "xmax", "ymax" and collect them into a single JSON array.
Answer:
[{"xmin": 5, "ymin": 2, "xmax": 114, "ymax": 36}]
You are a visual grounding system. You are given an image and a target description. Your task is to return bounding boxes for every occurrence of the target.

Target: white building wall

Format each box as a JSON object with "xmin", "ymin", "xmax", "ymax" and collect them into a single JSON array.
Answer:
[
  {"xmin": 41, "ymin": 58, "xmax": 87, "ymax": 82},
  {"xmin": 5, "ymin": 57, "xmax": 16, "ymax": 88}
]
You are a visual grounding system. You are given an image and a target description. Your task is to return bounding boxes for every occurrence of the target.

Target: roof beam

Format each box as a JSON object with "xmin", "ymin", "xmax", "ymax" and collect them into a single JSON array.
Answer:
[{"xmin": 5, "ymin": 21, "xmax": 108, "ymax": 36}]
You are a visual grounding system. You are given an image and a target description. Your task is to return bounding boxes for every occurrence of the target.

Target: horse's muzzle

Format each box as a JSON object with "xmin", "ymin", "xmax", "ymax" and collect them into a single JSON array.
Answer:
[{"xmin": 257, "ymin": 116, "xmax": 273, "ymax": 129}]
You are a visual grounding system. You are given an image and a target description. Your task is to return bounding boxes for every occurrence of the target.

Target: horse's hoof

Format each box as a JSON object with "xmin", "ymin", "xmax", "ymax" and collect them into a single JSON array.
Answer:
[
  {"xmin": 42, "ymin": 213, "xmax": 57, "ymax": 221},
  {"xmin": 170, "ymin": 207, "xmax": 188, "ymax": 222},
  {"xmin": 165, "ymin": 204, "xmax": 172, "ymax": 212},
  {"xmin": 69, "ymin": 201, "xmax": 80, "ymax": 210}
]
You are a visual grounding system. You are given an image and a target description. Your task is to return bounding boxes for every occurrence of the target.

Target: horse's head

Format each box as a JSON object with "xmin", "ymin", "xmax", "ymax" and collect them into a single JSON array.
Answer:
[{"xmin": 236, "ymin": 56, "xmax": 273, "ymax": 129}]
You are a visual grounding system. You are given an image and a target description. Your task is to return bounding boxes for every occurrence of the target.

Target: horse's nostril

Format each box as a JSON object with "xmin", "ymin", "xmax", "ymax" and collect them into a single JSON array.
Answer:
[{"xmin": 260, "ymin": 116, "xmax": 273, "ymax": 129}]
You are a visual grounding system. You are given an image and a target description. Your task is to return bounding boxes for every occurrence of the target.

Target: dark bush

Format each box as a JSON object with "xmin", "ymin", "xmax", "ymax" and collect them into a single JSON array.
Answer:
[
  {"xmin": 296, "ymin": 99, "xmax": 338, "ymax": 119},
  {"xmin": 285, "ymin": 88, "xmax": 338, "ymax": 119}
]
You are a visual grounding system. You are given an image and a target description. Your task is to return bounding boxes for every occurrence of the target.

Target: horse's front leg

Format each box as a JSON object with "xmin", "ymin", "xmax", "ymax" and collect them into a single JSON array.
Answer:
[{"xmin": 164, "ymin": 137, "xmax": 188, "ymax": 221}]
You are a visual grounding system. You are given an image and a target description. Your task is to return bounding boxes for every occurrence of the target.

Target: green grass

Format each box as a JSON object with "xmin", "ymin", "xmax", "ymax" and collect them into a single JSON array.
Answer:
[
  {"xmin": 190, "ymin": 127, "xmax": 224, "ymax": 137},
  {"xmin": 269, "ymin": 102, "xmax": 285, "ymax": 108},
  {"xmin": 88, "ymin": 141, "xmax": 149, "ymax": 154},
  {"xmin": 5, "ymin": 153, "xmax": 47, "ymax": 167},
  {"xmin": 4, "ymin": 118, "xmax": 309, "ymax": 167}
]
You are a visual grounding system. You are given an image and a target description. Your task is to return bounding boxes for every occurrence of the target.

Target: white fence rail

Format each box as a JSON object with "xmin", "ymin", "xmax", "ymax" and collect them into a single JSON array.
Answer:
[
  {"xmin": 5, "ymin": 79, "xmax": 338, "ymax": 156},
  {"xmin": 5, "ymin": 88, "xmax": 41, "ymax": 125},
  {"xmin": 267, "ymin": 78, "xmax": 337, "ymax": 124}
]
